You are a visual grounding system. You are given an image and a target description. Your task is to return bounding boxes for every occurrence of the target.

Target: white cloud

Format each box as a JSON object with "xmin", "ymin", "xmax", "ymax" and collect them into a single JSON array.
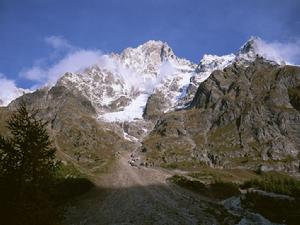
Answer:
[
  {"xmin": 22, "ymin": 66, "xmax": 46, "ymax": 82},
  {"xmin": 97, "ymin": 55, "xmax": 148, "ymax": 93},
  {"xmin": 254, "ymin": 38, "xmax": 300, "ymax": 65},
  {"xmin": 46, "ymin": 50, "xmax": 103, "ymax": 84},
  {"xmin": 96, "ymin": 56, "xmax": 174, "ymax": 94},
  {"xmin": 21, "ymin": 36, "xmax": 103, "ymax": 86},
  {"xmin": 45, "ymin": 35, "xmax": 74, "ymax": 51},
  {"xmin": 158, "ymin": 61, "xmax": 176, "ymax": 80},
  {"xmin": 21, "ymin": 50, "xmax": 103, "ymax": 85},
  {"xmin": 0, "ymin": 73, "xmax": 26, "ymax": 106}
]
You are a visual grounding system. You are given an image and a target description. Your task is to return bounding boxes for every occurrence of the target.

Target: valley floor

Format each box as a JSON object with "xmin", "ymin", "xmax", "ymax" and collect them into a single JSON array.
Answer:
[{"xmin": 64, "ymin": 152, "xmax": 275, "ymax": 225}]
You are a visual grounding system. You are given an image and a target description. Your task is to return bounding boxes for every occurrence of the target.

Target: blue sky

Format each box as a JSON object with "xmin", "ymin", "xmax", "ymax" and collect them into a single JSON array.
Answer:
[{"xmin": 0, "ymin": 0, "xmax": 300, "ymax": 90}]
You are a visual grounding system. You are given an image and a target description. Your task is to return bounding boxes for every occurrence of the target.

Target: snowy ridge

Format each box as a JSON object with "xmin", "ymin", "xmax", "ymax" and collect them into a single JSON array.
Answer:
[
  {"xmin": 56, "ymin": 37, "xmax": 288, "ymax": 122},
  {"xmin": 193, "ymin": 54, "xmax": 235, "ymax": 83}
]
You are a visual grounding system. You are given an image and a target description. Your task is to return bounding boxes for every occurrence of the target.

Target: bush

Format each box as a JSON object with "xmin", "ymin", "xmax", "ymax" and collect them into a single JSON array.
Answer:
[
  {"xmin": 242, "ymin": 192, "xmax": 300, "ymax": 225},
  {"xmin": 168, "ymin": 175, "xmax": 240, "ymax": 200},
  {"xmin": 241, "ymin": 173, "xmax": 300, "ymax": 198},
  {"xmin": 209, "ymin": 181, "xmax": 240, "ymax": 200}
]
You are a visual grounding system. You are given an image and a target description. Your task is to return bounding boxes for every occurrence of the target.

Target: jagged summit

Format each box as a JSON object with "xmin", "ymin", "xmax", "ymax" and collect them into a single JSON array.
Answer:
[
  {"xmin": 239, "ymin": 36, "xmax": 261, "ymax": 55},
  {"xmin": 131, "ymin": 40, "xmax": 171, "ymax": 55},
  {"xmin": 133, "ymin": 40, "xmax": 166, "ymax": 49},
  {"xmin": 134, "ymin": 40, "xmax": 178, "ymax": 62},
  {"xmin": 118, "ymin": 40, "xmax": 193, "ymax": 76},
  {"xmin": 173, "ymin": 36, "xmax": 291, "ymax": 109},
  {"xmin": 237, "ymin": 36, "xmax": 286, "ymax": 65},
  {"xmin": 120, "ymin": 40, "xmax": 173, "ymax": 62},
  {"xmin": 235, "ymin": 36, "xmax": 265, "ymax": 63},
  {"xmin": 130, "ymin": 40, "xmax": 173, "ymax": 57}
]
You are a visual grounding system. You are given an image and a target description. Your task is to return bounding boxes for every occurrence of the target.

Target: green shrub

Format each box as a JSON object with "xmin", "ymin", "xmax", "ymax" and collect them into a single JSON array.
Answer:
[
  {"xmin": 209, "ymin": 181, "xmax": 240, "ymax": 199},
  {"xmin": 241, "ymin": 173, "xmax": 300, "ymax": 198}
]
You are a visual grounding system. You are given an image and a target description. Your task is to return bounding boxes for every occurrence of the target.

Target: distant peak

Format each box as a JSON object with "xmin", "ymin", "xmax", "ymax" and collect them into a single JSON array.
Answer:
[
  {"xmin": 237, "ymin": 36, "xmax": 286, "ymax": 65},
  {"xmin": 140, "ymin": 40, "xmax": 165, "ymax": 47},
  {"xmin": 121, "ymin": 40, "xmax": 170, "ymax": 54},
  {"xmin": 120, "ymin": 40, "xmax": 177, "ymax": 64},
  {"xmin": 138, "ymin": 40, "xmax": 173, "ymax": 56},
  {"xmin": 239, "ymin": 36, "xmax": 262, "ymax": 55}
]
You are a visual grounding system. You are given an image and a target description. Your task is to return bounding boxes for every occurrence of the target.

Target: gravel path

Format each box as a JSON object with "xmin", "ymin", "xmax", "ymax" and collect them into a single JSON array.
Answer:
[
  {"xmin": 64, "ymin": 151, "xmax": 280, "ymax": 225},
  {"xmin": 64, "ymin": 152, "xmax": 231, "ymax": 225}
]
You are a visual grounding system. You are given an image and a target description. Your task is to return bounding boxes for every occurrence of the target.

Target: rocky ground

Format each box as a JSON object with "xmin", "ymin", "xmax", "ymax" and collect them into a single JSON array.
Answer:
[{"xmin": 63, "ymin": 148, "xmax": 279, "ymax": 225}]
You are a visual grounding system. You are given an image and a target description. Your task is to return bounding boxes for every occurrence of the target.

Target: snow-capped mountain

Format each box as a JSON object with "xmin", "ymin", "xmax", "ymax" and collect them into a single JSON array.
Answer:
[
  {"xmin": 57, "ymin": 40, "xmax": 197, "ymax": 122},
  {"xmin": 4, "ymin": 37, "xmax": 288, "ymax": 121},
  {"xmin": 55, "ymin": 37, "xmax": 290, "ymax": 123},
  {"xmin": 176, "ymin": 36, "xmax": 290, "ymax": 108}
]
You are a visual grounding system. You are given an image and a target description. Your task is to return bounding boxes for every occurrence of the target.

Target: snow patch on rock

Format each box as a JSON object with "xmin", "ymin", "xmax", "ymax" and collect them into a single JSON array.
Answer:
[{"xmin": 100, "ymin": 94, "xmax": 149, "ymax": 122}]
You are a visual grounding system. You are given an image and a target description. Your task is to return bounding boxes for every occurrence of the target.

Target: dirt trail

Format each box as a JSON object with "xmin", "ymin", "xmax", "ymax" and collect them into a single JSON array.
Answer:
[{"xmin": 64, "ymin": 151, "xmax": 230, "ymax": 225}]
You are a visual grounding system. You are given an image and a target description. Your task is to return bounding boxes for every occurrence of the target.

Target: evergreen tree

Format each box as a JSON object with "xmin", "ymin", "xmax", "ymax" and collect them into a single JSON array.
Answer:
[{"xmin": 0, "ymin": 101, "xmax": 58, "ymax": 225}]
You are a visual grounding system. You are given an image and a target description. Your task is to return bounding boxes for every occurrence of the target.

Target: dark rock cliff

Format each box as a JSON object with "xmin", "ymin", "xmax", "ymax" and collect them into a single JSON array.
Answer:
[{"xmin": 142, "ymin": 59, "xmax": 300, "ymax": 172}]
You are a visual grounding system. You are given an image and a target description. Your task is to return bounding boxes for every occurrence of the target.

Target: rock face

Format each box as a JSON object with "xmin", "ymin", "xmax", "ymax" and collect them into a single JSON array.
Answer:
[{"xmin": 142, "ymin": 59, "xmax": 300, "ymax": 172}]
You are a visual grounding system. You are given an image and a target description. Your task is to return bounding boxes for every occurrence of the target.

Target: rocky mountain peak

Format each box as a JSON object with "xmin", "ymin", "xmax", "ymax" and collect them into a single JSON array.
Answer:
[
  {"xmin": 237, "ymin": 36, "xmax": 286, "ymax": 65},
  {"xmin": 239, "ymin": 36, "xmax": 261, "ymax": 55},
  {"xmin": 120, "ymin": 40, "xmax": 172, "ymax": 60},
  {"xmin": 118, "ymin": 40, "xmax": 180, "ymax": 76},
  {"xmin": 136, "ymin": 40, "xmax": 174, "ymax": 60}
]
